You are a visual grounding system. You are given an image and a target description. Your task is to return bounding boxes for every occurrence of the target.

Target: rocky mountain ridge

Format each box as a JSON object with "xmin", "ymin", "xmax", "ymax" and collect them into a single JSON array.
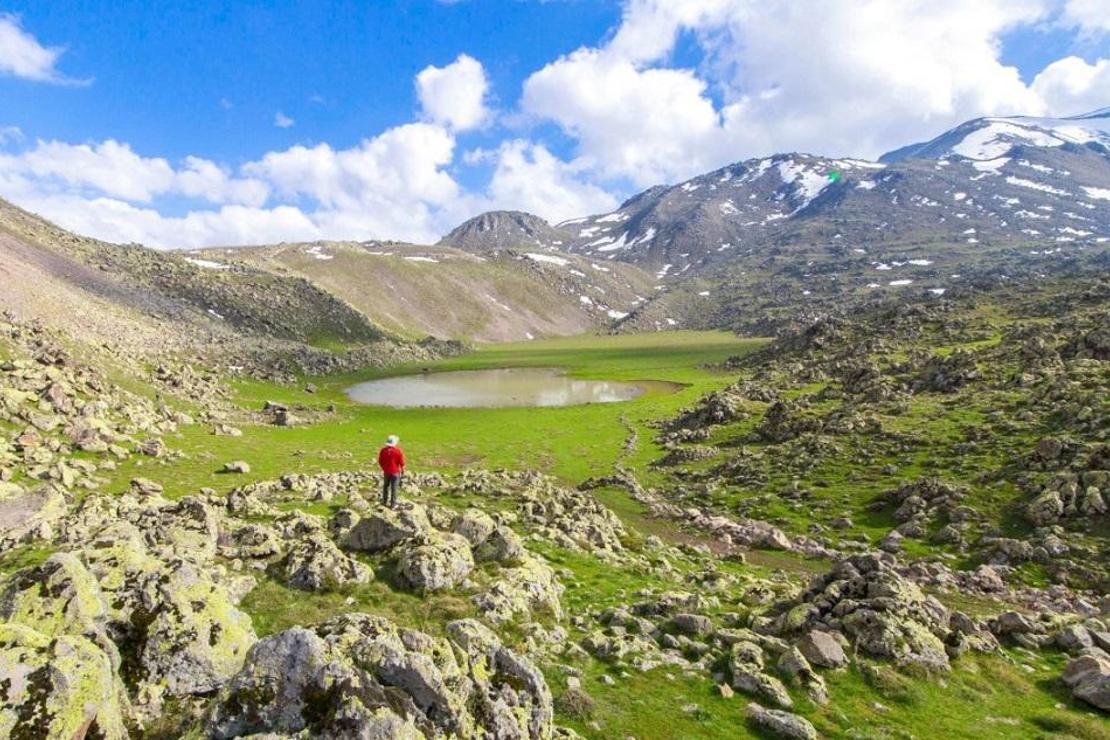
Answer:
[{"xmin": 440, "ymin": 110, "xmax": 1110, "ymax": 322}]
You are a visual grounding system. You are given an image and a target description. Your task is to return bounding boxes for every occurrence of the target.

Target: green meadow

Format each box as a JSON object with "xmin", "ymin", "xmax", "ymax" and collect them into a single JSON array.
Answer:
[{"xmin": 115, "ymin": 331, "xmax": 762, "ymax": 496}]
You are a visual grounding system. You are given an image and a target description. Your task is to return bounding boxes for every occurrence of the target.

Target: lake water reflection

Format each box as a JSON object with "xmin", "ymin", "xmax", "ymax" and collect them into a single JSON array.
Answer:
[{"xmin": 346, "ymin": 367, "xmax": 647, "ymax": 408}]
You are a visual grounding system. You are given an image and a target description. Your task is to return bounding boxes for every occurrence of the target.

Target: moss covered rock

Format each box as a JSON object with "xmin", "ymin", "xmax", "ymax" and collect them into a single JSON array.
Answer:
[
  {"xmin": 207, "ymin": 613, "xmax": 554, "ymax": 739},
  {"xmin": 0, "ymin": 624, "xmax": 128, "ymax": 740}
]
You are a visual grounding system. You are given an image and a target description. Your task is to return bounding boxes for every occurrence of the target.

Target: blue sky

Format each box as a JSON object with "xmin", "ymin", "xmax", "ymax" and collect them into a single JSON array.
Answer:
[
  {"xmin": 4, "ymin": 1, "xmax": 617, "ymax": 166},
  {"xmin": 1, "ymin": 0, "xmax": 1107, "ymax": 247}
]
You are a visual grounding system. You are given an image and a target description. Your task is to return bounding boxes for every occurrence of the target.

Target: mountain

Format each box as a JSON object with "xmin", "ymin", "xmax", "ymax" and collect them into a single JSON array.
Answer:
[
  {"xmin": 437, "ymin": 210, "xmax": 574, "ymax": 252},
  {"xmin": 880, "ymin": 108, "xmax": 1110, "ymax": 162},
  {"xmin": 557, "ymin": 143, "xmax": 1108, "ymax": 273},
  {"xmin": 192, "ymin": 240, "xmax": 655, "ymax": 342},
  {"xmin": 434, "ymin": 111, "xmax": 1109, "ymax": 300}
]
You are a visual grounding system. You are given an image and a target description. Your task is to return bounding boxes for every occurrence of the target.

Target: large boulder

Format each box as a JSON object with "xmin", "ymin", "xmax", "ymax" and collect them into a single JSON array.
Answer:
[
  {"xmin": 274, "ymin": 536, "xmax": 373, "ymax": 592},
  {"xmin": 472, "ymin": 556, "xmax": 564, "ymax": 624},
  {"xmin": 1025, "ymin": 490, "xmax": 1064, "ymax": 526},
  {"xmin": 135, "ymin": 560, "xmax": 257, "ymax": 706},
  {"xmin": 730, "ymin": 641, "xmax": 793, "ymax": 708},
  {"xmin": 136, "ymin": 495, "xmax": 223, "ymax": 561},
  {"xmin": 342, "ymin": 505, "xmax": 431, "ymax": 553},
  {"xmin": 796, "ymin": 630, "xmax": 848, "ymax": 668},
  {"xmin": 218, "ymin": 522, "xmax": 283, "ymax": 560},
  {"xmin": 450, "ymin": 508, "xmax": 497, "ymax": 546},
  {"xmin": 447, "ymin": 619, "xmax": 554, "ymax": 738},
  {"xmin": 0, "ymin": 624, "xmax": 128, "ymax": 740},
  {"xmin": 206, "ymin": 613, "xmax": 555, "ymax": 739},
  {"xmin": 774, "ymin": 554, "xmax": 953, "ymax": 670},
  {"xmin": 397, "ymin": 533, "xmax": 474, "ymax": 593},
  {"xmin": 1062, "ymin": 655, "xmax": 1110, "ymax": 712},
  {"xmin": 0, "ymin": 553, "xmax": 111, "ymax": 653},
  {"xmin": 0, "ymin": 484, "xmax": 66, "ymax": 552},
  {"xmin": 474, "ymin": 525, "xmax": 527, "ymax": 564}
]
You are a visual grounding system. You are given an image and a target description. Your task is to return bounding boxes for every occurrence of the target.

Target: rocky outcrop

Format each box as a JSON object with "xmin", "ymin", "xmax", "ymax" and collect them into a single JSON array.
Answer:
[
  {"xmin": 772, "ymin": 553, "xmax": 966, "ymax": 670},
  {"xmin": 473, "ymin": 556, "xmax": 564, "ymax": 624},
  {"xmin": 207, "ymin": 613, "xmax": 555, "ymax": 738},
  {"xmin": 133, "ymin": 559, "xmax": 257, "ymax": 702},
  {"xmin": 274, "ymin": 536, "xmax": 373, "ymax": 592},
  {"xmin": 746, "ymin": 701, "xmax": 818, "ymax": 740},
  {"xmin": 342, "ymin": 504, "xmax": 432, "ymax": 553}
]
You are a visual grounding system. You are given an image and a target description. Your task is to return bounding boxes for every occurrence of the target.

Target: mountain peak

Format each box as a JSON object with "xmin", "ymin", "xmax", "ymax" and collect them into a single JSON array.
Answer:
[
  {"xmin": 438, "ymin": 210, "xmax": 571, "ymax": 252},
  {"xmin": 880, "ymin": 109, "xmax": 1110, "ymax": 163}
]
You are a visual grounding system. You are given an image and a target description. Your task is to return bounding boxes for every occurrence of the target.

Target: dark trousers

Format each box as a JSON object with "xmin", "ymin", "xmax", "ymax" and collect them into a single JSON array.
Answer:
[{"xmin": 381, "ymin": 474, "xmax": 401, "ymax": 507}]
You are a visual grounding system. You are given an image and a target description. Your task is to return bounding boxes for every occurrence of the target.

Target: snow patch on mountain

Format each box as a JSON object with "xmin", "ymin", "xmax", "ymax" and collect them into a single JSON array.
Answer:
[
  {"xmin": 526, "ymin": 253, "xmax": 569, "ymax": 266},
  {"xmin": 776, "ymin": 159, "xmax": 832, "ymax": 212}
]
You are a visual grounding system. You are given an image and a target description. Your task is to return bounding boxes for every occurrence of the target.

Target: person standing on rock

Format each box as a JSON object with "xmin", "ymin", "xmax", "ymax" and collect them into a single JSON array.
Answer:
[{"xmin": 378, "ymin": 434, "xmax": 405, "ymax": 508}]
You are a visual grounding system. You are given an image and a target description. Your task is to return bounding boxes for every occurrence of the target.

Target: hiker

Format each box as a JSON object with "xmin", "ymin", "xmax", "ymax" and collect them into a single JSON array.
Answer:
[{"xmin": 378, "ymin": 434, "xmax": 405, "ymax": 508}]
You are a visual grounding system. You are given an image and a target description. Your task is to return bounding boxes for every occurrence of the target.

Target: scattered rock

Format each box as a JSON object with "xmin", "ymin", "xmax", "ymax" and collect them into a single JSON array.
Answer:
[{"xmin": 746, "ymin": 701, "xmax": 818, "ymax": 740}]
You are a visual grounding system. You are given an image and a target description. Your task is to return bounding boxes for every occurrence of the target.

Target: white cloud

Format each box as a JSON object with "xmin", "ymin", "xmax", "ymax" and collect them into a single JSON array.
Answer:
[
  {"xmin": 176, "ymin": 156, "xmax": 270, "ymax": 207},
  {"xmin": 524, "ymin": 50, "xmax": 723, "ymax": 186},
  {"xmin": 484, "ymin": 139, "xmax": 619, "ymax": 224},
  {"xmin": 520, "ymin": 0, "xmax": 1091, "ymax": 186},
  {"xmin": 0, "ymin": 139, "xmax": 268, "ymax": 206},
  {"xmin": 16, "ymin": 195, "xmax": 321, "ymax": 248},
  {"xmin": 416, "ymin": 54, "xmax": 490, "ymax": 131},
  {"xmin": 0, "ymin": 14, "xmax": 84, "ymax": 84},
  {"xmin": 0, "ymin": 139, "xmax": 175, "ymax": 201},
  {"xmin": 247, "ymin": 122, "xmax": 461, "ymax": 216},
  {"xmin": 1062, "ymin": 0, "xmax": 1110, "ymax": 34},
  {"xmin": 0, "ymin": 126, "xmax": 23, "ymax": 145},
  {"xmin": 1030, "ymin": 56, "xmax": 1110, "ymax": 115},
  {"xmin": 0, "ymin": 123, "xmax": 472, "ymax": 247},
  {"xmin": 274, "ymin": 111, "xmax": 295, "ymax": 128}
]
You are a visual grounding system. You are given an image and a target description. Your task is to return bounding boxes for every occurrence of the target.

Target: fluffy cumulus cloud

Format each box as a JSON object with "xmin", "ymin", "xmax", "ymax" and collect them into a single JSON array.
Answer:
[
  {"xmin": 416, "ymin": 54, "xmax": 490, "ymax": 131},
  {"xmin": 0, "ymin": 140, "xmax": 269, "ymax": 206},
  {"xmin": 0, "ymin": 124, "xmax": 471, "ymax": 247},
  {"xmin": 483, "ymin": 140, "xmax": 619, "ymax": 224},
  {"xmin": 1031, "ymin": 56, "xmax": 1110, "ymax": 114},
  {"xmin": 521, "ymin": 0, "xmax": 1094, "ymax": 187},
  {"xmin": 0, "ymin": 14, "xmax": 83, "ymax": 84},
  {"xmin": 1062, "ymin": 0, "xmax": 1110, "ymax": 34},
  {"xmin": 0, "ymin": 53, "xmax": 495, "ymax": 247}
]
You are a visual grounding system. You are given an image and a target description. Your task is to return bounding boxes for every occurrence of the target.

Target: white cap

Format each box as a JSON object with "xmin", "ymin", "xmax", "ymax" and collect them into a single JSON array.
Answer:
[{"xmin": 386, "ymin": 435, "xmax": 399, "ymax": 446}]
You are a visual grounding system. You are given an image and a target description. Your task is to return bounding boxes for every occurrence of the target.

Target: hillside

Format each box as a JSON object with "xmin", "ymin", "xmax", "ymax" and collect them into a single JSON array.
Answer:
[
  {"xmin": 0, "ymin": 197, "xmax": 429, "ymax": 377},
  {"xmin": 192, "ymin": 240, "xmax": 656, "ymax": 342}
]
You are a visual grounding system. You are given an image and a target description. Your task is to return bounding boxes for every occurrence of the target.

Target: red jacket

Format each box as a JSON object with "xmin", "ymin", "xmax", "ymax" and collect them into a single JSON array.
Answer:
[{"xmin": 378, "ymin": 445, "xmax": 405, "ymax": 476}]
